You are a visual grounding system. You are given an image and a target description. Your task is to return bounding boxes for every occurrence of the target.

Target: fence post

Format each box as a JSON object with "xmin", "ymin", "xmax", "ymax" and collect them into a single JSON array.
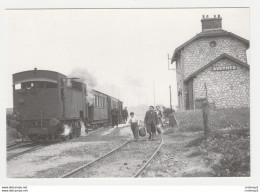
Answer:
[{"xmin": 202, "ymin": 99, "xmax": 210, "ymax": 138}]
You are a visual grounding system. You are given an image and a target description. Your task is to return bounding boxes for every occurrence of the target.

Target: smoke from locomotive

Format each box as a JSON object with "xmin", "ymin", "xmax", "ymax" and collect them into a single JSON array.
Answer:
[{"xmin": 68, "ymin": 68, "xmax": 97, "ymax": 106}]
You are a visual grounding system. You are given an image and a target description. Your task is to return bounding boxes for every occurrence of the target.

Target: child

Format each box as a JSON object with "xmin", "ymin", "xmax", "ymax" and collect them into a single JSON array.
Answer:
[{"xmin": 127, "ymin": 112, "xmax": 139, "ymax": 141}]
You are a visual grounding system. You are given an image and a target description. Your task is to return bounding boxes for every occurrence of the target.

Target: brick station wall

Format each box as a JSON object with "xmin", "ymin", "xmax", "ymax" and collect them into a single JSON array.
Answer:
[
  {"xmin": 182, "ymin": 36, "xmax": 248, "ymax": 80},
  {"xmin": 176, "ymin": 35, "xmax": 248, "ymax": 110},
  {"xmin": 193, "ymin": 58, "xmax": 250, "ymax": 108}
]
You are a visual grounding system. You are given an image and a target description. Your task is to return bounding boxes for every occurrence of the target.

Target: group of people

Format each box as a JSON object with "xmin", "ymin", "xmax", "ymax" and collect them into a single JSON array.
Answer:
[
  {"xmin": 110, "ymin": 105, "xmax": 129, "ymax": 128},
  {"xmin": 124, "ymin": 106, "xmax": 164, "ymax": 141},
  {"xmin": 144, "ymin": 105, "xmax": 164, "ymax": 141},
  {"xmin": 110, "ymin": 105, "xmax": 164, "ymax": 141}
]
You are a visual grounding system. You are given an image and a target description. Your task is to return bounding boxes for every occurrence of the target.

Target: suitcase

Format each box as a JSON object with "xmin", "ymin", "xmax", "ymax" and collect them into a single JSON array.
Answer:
[{"xmin": 139, "ymin": 126, "xmax": 146, "ymax": 137}]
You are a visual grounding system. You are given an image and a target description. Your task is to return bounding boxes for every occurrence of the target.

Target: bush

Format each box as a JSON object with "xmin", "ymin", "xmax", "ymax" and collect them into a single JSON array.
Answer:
[
  {"xmin": 174, "ymin": 109, "xmax": 203, "ymax": 132},
  {"xmin": 163, "ymin": 108, "xmax": 175, "ymax": 118},
  {"xmin": 200, "ymin": 129, "xmax": 250, "ymax": 177},
  {"xmin": 174, "ymin": 107, "xmax": 250, "ymax": 132}
]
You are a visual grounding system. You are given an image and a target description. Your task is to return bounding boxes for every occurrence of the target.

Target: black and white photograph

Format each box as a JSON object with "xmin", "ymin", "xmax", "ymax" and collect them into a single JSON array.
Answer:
[
  {"xmin": 1, "ymin": 2, "xmax": 260, "ymax": 190},
  {"xmin": 4, "ymin": 7, "xmax": 251, "ymax": 179}
]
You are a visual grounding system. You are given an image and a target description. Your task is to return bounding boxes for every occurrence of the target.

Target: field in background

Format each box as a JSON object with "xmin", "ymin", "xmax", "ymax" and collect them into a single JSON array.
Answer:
[{"xmin": 128, "ymin": 104, "xmax": 149, "ymax": 121}]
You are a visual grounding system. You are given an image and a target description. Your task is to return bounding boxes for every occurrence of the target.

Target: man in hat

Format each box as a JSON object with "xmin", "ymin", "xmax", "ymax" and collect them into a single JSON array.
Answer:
[
  {"xmin": 144, "ymin": 106, "xmax": 159, "ymax": 141},
  {"xmin": 111, "ymin": 105, "xmax": 119, "ymax": 128},
  {"xmin": 122, "ymin": 107, "xmax": 129, "ymax": 123}
]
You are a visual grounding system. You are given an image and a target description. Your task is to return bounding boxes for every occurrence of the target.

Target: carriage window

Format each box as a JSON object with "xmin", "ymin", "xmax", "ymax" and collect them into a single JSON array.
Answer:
[
  {"xmin": 19, "ymin": 81, "xmax": 57, "ymax": 89},
  {"xmin": 95, "ymin": 96, "xmax": 97, "ymax": 107}
]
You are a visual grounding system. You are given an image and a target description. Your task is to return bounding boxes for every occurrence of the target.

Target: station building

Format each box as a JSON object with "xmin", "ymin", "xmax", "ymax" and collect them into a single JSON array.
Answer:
[{"xmin": 171, "ymin": 15, "xmax": 250, "ymax": 110}]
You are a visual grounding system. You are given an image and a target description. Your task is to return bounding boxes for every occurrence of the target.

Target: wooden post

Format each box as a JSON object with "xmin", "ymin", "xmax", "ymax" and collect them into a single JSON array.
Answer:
[
  {"xmin": 169, "ymin": 85, "xmax": 172, "ymax": 113},
  {"xmin": 202, "ymin": 99, "xmax": 210, "ymax": 138}
]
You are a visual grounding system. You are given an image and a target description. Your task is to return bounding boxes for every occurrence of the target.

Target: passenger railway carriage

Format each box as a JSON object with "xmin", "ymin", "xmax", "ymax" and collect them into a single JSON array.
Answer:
[{"xmin": 12, "ymin": 68, "xmax": 123, "ymax": 142}]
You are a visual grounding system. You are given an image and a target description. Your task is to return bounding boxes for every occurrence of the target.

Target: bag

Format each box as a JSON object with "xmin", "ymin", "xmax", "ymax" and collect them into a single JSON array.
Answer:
[
  {"xmin": 139, "ymin": 126, "xmax": 146, "ymax": 137},
  {"xmin": 157, "ymin": 126, "xmax": 162, "ymax": 134}
]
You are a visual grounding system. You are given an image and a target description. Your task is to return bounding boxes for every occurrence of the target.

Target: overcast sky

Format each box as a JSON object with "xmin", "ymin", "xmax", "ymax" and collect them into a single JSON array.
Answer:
[{"xmin": 5, "ymin": 8, "xmax": 249, "ymax": 108}]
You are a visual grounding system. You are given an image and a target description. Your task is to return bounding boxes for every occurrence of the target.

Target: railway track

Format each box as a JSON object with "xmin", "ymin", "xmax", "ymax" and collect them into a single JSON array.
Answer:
[
  {"xmin": 7, "ymin": 142, "xmax": 35, "ymax": 151},
  {"xmin": 7, "ymin": 144, "xmax": 44, "ymax": 161},
  {"xmin": 6, "ymin": 126, "xmax": 116, "ymax": 163},
  {"xmin": 61, "ymin": 133, "xmax": 164, "ymax": 178}
]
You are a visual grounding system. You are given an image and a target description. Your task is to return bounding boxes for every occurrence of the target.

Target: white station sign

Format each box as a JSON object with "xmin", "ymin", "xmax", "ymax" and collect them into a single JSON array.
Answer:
[{"xmin": 212, "ymin": 65, "xmax": 237, "ymax": 71}]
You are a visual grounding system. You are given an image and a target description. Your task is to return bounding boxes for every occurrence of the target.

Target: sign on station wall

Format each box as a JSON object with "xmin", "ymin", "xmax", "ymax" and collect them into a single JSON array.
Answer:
[{"xmin": 212, "ymin": 65, "xmax": 237, "ymax": 71}]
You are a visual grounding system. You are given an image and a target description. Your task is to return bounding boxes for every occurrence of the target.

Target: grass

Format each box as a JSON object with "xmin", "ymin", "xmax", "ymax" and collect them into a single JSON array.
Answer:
[
  {"xmin": 185, "ymin": 135, "xmax": 204, "ymax": 147},
  {"xmin": 176, "ymin": 107, "xmax": 250, "ymax": 177},
  {"xmin": 186, "ymin": 149, "xmax": 202, "ymax": 158},
  {"xmin": 174, "ymin": 107, "xmax": 250, "ymax": 132}
]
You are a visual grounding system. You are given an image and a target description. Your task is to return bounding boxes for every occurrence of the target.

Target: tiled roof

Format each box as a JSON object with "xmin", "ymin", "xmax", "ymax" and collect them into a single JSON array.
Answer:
[
  {"xmin": 171, "ymin": 29, "xmax": 250, "ymax": 63},
  {"xmin": 184, "ymin": 53, "xmax": 250, "ymax": 83}
]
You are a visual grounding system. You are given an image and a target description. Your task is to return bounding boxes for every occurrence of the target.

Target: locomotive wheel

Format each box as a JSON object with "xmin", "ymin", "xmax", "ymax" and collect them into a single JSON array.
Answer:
[
  {"xmin": 64, "ymin": 135, "xmax": 70, "ymax": 141},
  {"xmin": 73, "ymin": 129, "xmax": 78, "ymax": 138},
  {"xmin": 69, "ymin": 132, "xmax": 74, "ymax": 139}
]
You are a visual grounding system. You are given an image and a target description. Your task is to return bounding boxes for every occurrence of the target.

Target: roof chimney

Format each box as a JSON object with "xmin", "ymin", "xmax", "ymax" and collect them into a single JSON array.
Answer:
[{"xmin": 201, "ymin": 14, "xmax": 222, "ymax": 31}]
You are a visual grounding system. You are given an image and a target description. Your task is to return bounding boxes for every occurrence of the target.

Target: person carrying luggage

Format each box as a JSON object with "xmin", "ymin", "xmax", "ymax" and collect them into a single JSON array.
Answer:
[
  {"xmin": 127, "ymin": 112, "xmax": 139, "ymax": 141},
  {"xmin": 144, "ymin": 106, "xmax": 159, "ymax": 141}
]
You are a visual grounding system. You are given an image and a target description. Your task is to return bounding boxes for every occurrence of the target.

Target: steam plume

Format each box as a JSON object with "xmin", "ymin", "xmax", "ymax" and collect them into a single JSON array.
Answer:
[
  {"xmin": 60, "ymin": 124, "xmax": 71, "ymax": 136},
  {"xmin": 68, "ymin": 68, "xmax": 97, "ymax": 87},
  {"xmin": 68, "ymin": 68, "xmax": 97, "ymax": 106}
]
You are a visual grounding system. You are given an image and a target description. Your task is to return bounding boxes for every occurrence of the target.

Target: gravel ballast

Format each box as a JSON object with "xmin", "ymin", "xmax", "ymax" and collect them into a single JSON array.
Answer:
[{"xmin": 7, "ymin": 125, "xmax": 132, "ymax": 178}]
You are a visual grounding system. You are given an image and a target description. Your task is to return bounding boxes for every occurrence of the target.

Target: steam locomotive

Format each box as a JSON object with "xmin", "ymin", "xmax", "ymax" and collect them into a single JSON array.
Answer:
[{"xmin": 12, "ymin": 68, "xmax": 123, "ymax": 142}]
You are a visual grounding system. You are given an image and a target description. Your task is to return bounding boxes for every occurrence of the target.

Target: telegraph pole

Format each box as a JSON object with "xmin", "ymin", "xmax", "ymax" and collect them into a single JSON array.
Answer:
[
  {"xmin": 169, "ymin": 85, "xmax": 172, "ymax": 113},
  {"xmin": 153, "ymin": 81, "xmax": 155, "ymax": 107}
]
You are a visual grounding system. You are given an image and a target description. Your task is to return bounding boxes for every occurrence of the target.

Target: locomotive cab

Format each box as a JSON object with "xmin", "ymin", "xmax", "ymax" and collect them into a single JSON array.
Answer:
[{"xmin": 12, "ymin": 69, "xmax": 86, "ymax": 142}]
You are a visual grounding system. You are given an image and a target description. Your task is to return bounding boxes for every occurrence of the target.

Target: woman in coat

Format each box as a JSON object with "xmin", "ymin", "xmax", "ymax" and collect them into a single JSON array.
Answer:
[{"xmin": 144, "ymin": 106, "xmax": 159, "ymax": 141}]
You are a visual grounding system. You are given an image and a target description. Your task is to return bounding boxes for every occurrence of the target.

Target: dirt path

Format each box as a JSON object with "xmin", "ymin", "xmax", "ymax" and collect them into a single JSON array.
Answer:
[
  {"xmin": 140, "ymin": 127, "xmax": 214, "ymax": 177},
  {"xmin": 7, "ymin": 126, "xmax": 132, "ymax": 178}
]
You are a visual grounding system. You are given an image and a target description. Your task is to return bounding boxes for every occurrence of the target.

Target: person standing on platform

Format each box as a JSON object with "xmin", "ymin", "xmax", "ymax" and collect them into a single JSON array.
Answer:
[
  {"xmin": 122, "ymin": 107, "xmax": 129, "ymax": 123},
  {"xmin": 111, "ymin": 105, "xmax": 119, "ymax": 128},
  {"xmin": 144, "ymin": 106, "xmax": 159, "ymax": 141},
  {"xmin": 155, "ymin": 106, "xmax": 164, "ymax": 129}
]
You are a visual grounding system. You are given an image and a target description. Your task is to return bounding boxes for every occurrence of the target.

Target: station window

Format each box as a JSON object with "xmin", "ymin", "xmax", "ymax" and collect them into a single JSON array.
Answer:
[{"xmin": 210, "ymin": 41, "xmax": 217, "ymax": 47}]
